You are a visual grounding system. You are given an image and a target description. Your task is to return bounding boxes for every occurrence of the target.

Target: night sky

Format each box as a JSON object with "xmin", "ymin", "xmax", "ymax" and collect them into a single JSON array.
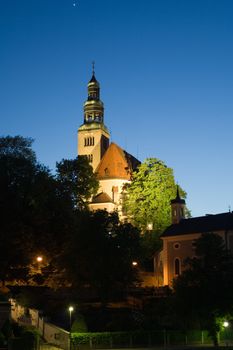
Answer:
[{"xmin": 1, "ymin": 0, "xmax": 233, "ymax": 217}]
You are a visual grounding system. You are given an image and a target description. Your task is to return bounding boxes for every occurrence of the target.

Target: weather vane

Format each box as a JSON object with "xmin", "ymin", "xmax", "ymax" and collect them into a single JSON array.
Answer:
[{"xmin": 92, "ymin": 61, "xmax": 95, "ymax": 75}]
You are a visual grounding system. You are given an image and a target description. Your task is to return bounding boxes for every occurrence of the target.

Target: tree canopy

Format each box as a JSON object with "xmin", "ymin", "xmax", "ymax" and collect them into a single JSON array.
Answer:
[
  {"xmin": 57, "ymin": 210, "xmax": 141, "ymax": 302},
  {"xmin": 173, "ymin": 233, "xmax": 233, "ymax": 345},
  {"xmin": 0, "ymin": 136, "xmax": 98, "ymax": 286},
  {"xmin": 56, "ymin": 156, "xmax": 99, "ymax": 210},
  {"xmin": 123, "ymin": 158, "xmax": 186, "ymax": 234}
]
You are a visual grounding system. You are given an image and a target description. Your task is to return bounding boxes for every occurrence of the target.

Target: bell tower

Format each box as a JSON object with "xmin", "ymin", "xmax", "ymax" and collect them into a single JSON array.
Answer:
[
  {"xmin": 171, "ymin": 186, "xmax": 186, "ymax": 224},
  {"xmin": 78, "ymin": 64, "xmax": 110, "ymax": 171}
]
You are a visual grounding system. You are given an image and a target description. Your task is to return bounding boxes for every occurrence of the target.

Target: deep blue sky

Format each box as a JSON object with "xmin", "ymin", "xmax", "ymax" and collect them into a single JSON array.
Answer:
[{"xmin": 1, "ymin": 0, "xmax": 233, "ymax": 217}]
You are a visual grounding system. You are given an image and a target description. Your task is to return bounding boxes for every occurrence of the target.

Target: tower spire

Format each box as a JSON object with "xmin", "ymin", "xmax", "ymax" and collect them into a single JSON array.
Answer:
[
  {"xmin": 78, "ymin": 68, "xmax": 110, "ymax": 171},
  {"xmin": 171, "ymin": 185, "xmax": 186, "ymax": 224},
  {"xmin": 176, "ymin": 184, "xmax": 181, "ymax": 200},
  {"xmin": 83, "ymin": 66, "xmax": 104, "ymax": 124}
]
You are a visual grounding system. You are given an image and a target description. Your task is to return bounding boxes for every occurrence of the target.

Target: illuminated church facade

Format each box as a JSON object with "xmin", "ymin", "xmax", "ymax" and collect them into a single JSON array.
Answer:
[{"xmin": 77, "ymin": 69, "xmax": 140, "ymax": 218}]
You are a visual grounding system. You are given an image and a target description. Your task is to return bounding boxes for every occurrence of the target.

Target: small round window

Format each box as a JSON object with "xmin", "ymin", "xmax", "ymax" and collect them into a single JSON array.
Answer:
[{"xmin": 173, "ymin": 242, "xmax": 180, "ymax": 249}]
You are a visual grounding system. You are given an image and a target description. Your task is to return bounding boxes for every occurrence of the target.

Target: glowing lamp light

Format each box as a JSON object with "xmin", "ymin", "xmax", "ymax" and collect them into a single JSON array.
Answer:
[
  {"xmin": 223, "ymin": 321, "xmax": 229, "ymax": 328},
  {"xmin": 132, "ymin": 261, "xmax": 138, "ymax": 266},
  {"xmin": 36, "ymin": 256, "xmax": 43, "ymax": 262},
  {"xmin": 68, "ymin": 306, "xmax": 74, "ymax": 312},
  {"xmin": 68, "ymin": 305, "xmax": 74, "ymax": 332}
]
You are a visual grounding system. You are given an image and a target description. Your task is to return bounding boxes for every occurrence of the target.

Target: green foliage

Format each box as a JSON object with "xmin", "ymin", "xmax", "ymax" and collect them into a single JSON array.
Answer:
[
  {"xmin": 71, "ymin": 313, "xmax": 88, "ymax": 333},
  {"xmin": 173, "ymin": 233, "xmax": 233, "ymax": 345},
  {"xmin": 56, "ymin": 156, "xmax": 99, "ymax": 210},
  {"xmin": 71, "ymin": 330, "xmax": 216, "ymax": 348},
  {"xmin": 124, "ymin": 158, "xmax": 186, "ymax": 234}
]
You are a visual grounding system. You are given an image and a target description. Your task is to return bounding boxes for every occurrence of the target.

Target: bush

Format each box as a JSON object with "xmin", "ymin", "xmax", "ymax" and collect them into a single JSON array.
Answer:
[
  {"xmin": 9, "ymin": 326, "xmax": 39, "ymax": 350},
  {"xmin": 0, "ymin": 331, "xmax": 6, "ymax": 347},
  {"xmin": 71, "ymin": 313, "xmax": 88, "ymax": 332},
  {"xmin": 1, "ymin": 319, "xmax": 12, "ymax": 339}
]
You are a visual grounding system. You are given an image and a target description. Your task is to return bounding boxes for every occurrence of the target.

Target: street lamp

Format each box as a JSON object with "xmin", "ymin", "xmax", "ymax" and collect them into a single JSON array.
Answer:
[
  {"xmin": 68, "ymin": 306, "xmax": 74, "ymax": 331},
  {"xmin": 68, "ymin": 306, "xmax": 74, "ymax": 350},
  {"xmin": 223, "ymin": 321, "xmax": 229, "ymax": 346},
  {"xmin": 36, "ymin": 256, "xmax": 43, "ymax": 273}
]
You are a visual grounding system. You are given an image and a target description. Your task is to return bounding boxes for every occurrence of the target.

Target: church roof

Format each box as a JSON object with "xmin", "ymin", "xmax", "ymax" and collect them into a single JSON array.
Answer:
[
  {"xmin": 89, "ymin": 74, "xmax": 98, "ymax": 84},
  {"xmin": 161, "ymin": 212, "xmax": 233, "ymax": 238},
  {"xmin": 95, "ymin": 142, "xmax": 140, "ymax": 180},
  {"xmin": 91, "ymin": 192, "xmax": 113, "ymax": 204}
]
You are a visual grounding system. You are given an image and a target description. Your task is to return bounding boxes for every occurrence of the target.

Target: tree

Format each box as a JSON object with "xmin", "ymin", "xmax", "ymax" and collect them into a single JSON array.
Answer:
[
  {"xmin": 173, "ymin": 233, "xmax": 233, "ymax": 345},
  {"xmin": 123, "ymin": 158, "xmax": 186, "ymax": 269},
  {"xmin": 0, "ymin": 136, "xmax": 74, "ymax": 286},
  {"xmin": 123, "ymin": 158, "xmax": 186, "ymax": 234},
  {"xmin": 59, "ymin": 210, "xmax": 141, "ymax": 303},
  {"xmin": 0, "ymin": 135, "xmax": 36, "ymax": 162},
  {"xmin": 56, "ymin": 156, "xmax": 99, "ymax": 210}
]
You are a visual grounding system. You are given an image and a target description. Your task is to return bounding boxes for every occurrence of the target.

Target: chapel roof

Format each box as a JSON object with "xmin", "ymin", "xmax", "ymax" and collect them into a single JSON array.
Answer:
[
  {"xmin": 171, "ymin": 186, "xmax": 185, "ymax": 204},
  {"xmin": 161, "ymin": 212, "xmax": 233, "ymax": 238},
  {"xmin": 95, "ymin": 142, "xmax": 140, "ymax": 180}
]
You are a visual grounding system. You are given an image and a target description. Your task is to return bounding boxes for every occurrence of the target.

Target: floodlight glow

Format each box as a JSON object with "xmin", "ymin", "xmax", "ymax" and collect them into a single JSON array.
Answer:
[{"xmin": 223, "ymin": 321, "xmax": 229, "ymax": 328}]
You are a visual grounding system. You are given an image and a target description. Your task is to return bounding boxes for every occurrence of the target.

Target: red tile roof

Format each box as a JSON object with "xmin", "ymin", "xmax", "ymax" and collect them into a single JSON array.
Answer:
[{"xmin": 95, "ymin": 142, "xmax": 140, "ymax": 180}]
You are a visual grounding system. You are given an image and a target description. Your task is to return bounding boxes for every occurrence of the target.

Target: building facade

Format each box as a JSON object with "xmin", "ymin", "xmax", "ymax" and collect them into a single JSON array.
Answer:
[{"xmin": 155, "ymin": 192, "xmax": 233, "ymax": 286}]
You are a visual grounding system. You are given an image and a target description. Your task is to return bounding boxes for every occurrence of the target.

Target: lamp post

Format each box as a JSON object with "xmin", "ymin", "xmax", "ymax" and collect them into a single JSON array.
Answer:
[
  {"xmin": 36, "ymin": 256, "xmax": 43, "ymax": 273},
  {"xmin": 223, "ymin": 321, "xmax": 229, "ymax": 346},
  {"xmin": 68, "ymin": 306, "xmax": 74, "ymax": 350},
  {"xmin": 68, "ymin": 306, "xmax": 74, "ymax": 331}
]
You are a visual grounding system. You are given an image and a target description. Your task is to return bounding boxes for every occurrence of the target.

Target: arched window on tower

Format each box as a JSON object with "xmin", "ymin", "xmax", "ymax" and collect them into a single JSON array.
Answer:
[{"xmin": 174, "ymin": 258, "xmax": 180, "ymax": 276}]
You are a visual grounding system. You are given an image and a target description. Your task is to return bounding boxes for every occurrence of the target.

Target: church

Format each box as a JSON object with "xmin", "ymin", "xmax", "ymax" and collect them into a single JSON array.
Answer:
[
  {"xmin": 77, "ymin": 68, "xmax": 233, "ymax": 288},
  {"xmin": 77, "ymin": 68, "xmax": 140, "ymax": 218}
]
